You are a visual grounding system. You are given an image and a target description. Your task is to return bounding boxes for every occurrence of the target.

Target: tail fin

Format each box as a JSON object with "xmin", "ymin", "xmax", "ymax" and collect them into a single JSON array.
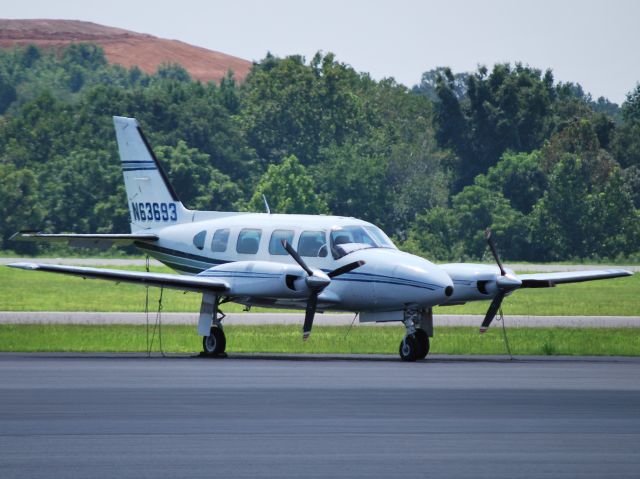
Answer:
[{"xmin": 113, "ymin": 116, "xmax": 190, "ymax": 232}]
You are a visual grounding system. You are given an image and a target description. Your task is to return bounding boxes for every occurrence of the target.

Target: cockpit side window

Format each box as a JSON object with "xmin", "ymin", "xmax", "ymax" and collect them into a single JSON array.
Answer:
[
  {"xmin": 330, "ymin": 225, "xmax": 396, "ymax": 259},
  {"xmin": 363, "ymin": 225, "xmax": 395, "ymax": 248},
  {"xmin": 298, "ymin": 230, "xmax": 327, "ymax": 257},
  {"xmin": 193, "ymin": 230, "xmax": 206, "ymax": 250}
]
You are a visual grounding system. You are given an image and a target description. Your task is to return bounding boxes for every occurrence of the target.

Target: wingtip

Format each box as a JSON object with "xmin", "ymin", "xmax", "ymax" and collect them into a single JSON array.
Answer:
[{"xmin": 6, "ymin": 262, "xmax": 39, "ymax": 270}]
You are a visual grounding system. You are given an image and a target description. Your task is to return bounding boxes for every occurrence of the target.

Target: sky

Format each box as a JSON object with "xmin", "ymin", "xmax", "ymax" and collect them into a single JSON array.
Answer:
[{"xmin": 3, "ymin": 0, "xmax": 639, "ymax": 103}]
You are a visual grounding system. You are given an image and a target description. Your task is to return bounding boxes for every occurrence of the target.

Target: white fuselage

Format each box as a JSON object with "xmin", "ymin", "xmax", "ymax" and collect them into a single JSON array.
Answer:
[{"xmin": 133, "ymin": 212, "xmax": 455, "ymax": 313}]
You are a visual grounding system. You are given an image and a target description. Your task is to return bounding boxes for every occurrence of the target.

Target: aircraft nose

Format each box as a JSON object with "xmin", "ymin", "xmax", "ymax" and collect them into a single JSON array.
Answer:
[
  {"xmin": 431, "ymin": 267, "xmax": 454, "ymax": 300},
  {"xmin": 393, "ymin": 262, "xmax": 454, "ymax": 306}
]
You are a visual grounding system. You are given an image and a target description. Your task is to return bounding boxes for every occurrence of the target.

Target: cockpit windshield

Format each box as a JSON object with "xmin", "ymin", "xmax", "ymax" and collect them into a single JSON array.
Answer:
[{"xmin": 330, "ymin": 225, "xmax": 396, "ymax": 259}]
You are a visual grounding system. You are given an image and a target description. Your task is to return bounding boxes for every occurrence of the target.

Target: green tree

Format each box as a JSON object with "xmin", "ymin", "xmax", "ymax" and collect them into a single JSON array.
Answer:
[
  {"xmin": 402, "ymin": 206, "xmax": 464, "ymax": 261},
  {"xmin": 154, "ymin": 140, "xmax": 243, "ymax": 211},
  {"xmin": 247, "ymin": 155, "xmax": 328, "ymax": 214},
  {"xmin": 541, "ymin": 118, "xmax": 616, "ymax": 185},
  {"xmin": 61, "ymin": 43, "xmax": 107, "ymax": 69},
  {"xmin": 155, "ymin": 63, "xmax": 191, "ymax": 82},
  {"xmin": 38, "ymin": 148, "xmax": 117, "ymax": 233},
  {"xmin": 484, "ymin": 151, "xmax": 547, "ymax": 214},
  {"xmin": 404, "ymin": 176, "xmax": 530, "ymax": 261},
  {"xmin": 241, "ymin": 52, "xmax": 366, "ymax": 165},
  {"xmin": 531, "ymin": 155, "xmax": 593, "ymax": 259},
  {"xmin": 611, "ymin": 84, "xmax": 640, "ymax": 169},
  {"xmin": 314, "ymin": 142, "xmax": 388, "ymax": 226},
  {"xmin": 0, "ymin": 163, "xmax": 43, "ymax": 252},
  {"xmin": 532, "ymin": 156, "xmax": 639, "ymax": 260},
  {"xmin": 583, "ymin": 170, "xmax": 640, "ymax": 258},
  {"xmin": 0, "ymin": 71, "xmax": 17, "ymax": 113},
  {"xmin": 435, "ymin": 63, "xmax": 556, "ymax": 189},
  {"xmin": 621, "ymin": 83, "xmax": 640, "ymax": 122}
]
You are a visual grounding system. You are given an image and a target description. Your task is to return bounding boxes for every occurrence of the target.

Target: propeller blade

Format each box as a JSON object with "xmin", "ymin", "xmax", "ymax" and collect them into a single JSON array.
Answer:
[
  {"xmin": 281, "ymin": 240, "xmax": 313, "ymax": 276},
  {"xmin": 485, "ymin": 229, "xmax": 506, "ymax": 276},
  {"xmin": 479, "ymin": 291, "xmax": 506, "ymax": 333},
  {"xmin": 302, "ymin": 293, "xmax": 318, "ymax": 340},
  {"xmin": 327, "ymin": 260, "xmax": 365, "ymax": 278}
]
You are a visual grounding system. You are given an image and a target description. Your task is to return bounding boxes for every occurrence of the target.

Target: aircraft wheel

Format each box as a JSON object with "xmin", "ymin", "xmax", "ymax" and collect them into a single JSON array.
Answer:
[
  {"xmin": 399, "ymin": 335, "xmax": 418, "ymax": 362},
  {"xmin": 414, "ymin": 329, "xmax": 430, "ymax": 360},
  {"xmin": 203, "ymin": 327, "xmax": 226, "ymax": 356}
]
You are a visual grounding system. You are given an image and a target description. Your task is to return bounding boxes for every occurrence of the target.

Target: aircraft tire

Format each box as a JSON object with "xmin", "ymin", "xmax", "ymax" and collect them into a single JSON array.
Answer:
[
  {"xmin": 203, "ymin": 326, "xmax": 226, "ymax": 356},
  {"xmin": 414, "ymin": 329, "xmax": 430, "ymax": 360},
  {"xmin": 399, "ymin": 335, "xmax": 418, "ymax": 362}
]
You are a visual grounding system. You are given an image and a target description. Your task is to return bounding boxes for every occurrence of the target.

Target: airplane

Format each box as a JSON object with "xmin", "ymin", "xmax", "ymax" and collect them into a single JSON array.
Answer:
[{"xmin": 8, "ymin": 116, "xmax": 633, "ymax": 361}]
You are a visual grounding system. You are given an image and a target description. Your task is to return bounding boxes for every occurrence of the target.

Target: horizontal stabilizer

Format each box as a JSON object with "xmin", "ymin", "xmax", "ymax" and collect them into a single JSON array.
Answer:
[
  {"xmin": 518, "ymin": 269, "xmax": 632, "ymax": 287},
  {"xmin": 11, "ymin": 231, "xmax": 158, "ymax": 250},
  {"xmin": 7, "ymin": 262, "xmax": 228, "ymax": 293}
]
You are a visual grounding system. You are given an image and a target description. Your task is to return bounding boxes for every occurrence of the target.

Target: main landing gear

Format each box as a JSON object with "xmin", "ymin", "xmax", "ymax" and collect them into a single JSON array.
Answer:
[
  {"xmin": 203, "ymin": 326, "xmax": 226, "ymax": 356},
  {"xmin": 199, "ymin": 292, "xmax": 227, "ymax": 357},
  {"xmin": 399, "ymin": 308, "xmax": 432, "ymax": 362}
]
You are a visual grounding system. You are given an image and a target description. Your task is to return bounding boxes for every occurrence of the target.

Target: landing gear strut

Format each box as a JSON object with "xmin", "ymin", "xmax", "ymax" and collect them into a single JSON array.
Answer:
[
  {"xmin": 199, "ymin": 292, "xmax": 227, "ymax": 357},
  {"xmin": 399, "ymin": 308, "xmax": 432, "ymax": 362}
]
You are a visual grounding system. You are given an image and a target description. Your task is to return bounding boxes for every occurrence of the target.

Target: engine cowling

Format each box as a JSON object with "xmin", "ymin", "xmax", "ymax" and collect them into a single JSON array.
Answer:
[
  {"xmin": 438, "ymin": 263, "xmax": 517, "ymax": 304},
  {"xmin": 198, "ymin": 261, "xmax": 310, "ymax": 298}
]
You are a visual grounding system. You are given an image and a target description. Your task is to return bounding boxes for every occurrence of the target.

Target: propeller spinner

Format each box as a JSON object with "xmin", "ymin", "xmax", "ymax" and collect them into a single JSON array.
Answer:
[{"xmin": 281, "ymin": 240, "xmax": 364, "ymax": 340}]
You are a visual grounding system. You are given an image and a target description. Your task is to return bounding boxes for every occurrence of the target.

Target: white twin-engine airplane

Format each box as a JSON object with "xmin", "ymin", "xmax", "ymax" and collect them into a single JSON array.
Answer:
[{"xmin": 9, "ymin": 117, "xmax": 633, "ymax": 361}]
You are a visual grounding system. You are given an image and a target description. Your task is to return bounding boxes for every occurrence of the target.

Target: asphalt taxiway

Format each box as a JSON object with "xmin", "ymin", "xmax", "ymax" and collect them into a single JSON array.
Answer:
[{"xmin": 1, "ymin": 353, "xmax": 639, "ymax": 478}]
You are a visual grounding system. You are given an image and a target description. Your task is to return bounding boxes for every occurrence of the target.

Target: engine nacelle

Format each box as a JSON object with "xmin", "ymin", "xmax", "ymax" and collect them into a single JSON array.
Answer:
[
  {"xmin": 438, "ymin": 263, "xmax": 515, "ymax": 304},
  {"xmin": 199, "ymin": 261, "xmax": 309, "ymax": 298}
]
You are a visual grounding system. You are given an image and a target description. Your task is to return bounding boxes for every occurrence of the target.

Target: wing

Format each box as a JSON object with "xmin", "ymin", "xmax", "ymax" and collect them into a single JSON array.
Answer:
[
  {"xmin": 10, "ymin": 231, "xmax": 158, "ymax": 250},
  {"xmin": 519, "ymin": 269, "xmax": 632, "ymax": 288},
  {"xmin": 7, "ymin": 262, "xmax": 228, "ymax": 293}
]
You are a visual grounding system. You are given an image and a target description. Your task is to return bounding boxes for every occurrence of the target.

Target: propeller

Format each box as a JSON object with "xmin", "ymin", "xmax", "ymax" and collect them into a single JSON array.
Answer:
[
  {"xmin": 281, "ymin": 240, "xmax": 364, "ymax": 340},
  {"xmin": 485, "ymin": 228, "xmax": 506, "ymax": 276},
  {"xmin": 479, "ymin": 229, "xmax": 522, "ymax": 333}
]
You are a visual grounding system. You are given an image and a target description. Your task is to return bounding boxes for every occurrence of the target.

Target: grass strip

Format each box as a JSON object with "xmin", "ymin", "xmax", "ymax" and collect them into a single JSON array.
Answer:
[
  {"xmin": 1, "ymin": 266, "xmax": 638, "ymax": 315},
  {"xmin": 0, "ymin": 324, "xmax": 638, "ymax": 356}
]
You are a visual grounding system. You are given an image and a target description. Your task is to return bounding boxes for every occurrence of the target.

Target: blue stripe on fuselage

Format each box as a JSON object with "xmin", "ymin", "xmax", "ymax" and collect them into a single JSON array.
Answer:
[{"xmin": 134, "ymin": 242, "xmax": 441, "ymax": 291}]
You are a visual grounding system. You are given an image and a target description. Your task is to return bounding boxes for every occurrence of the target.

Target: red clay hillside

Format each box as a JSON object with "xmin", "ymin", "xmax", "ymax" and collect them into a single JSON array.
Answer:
[{"xmin": 0, "ymin": 19, "xmax": 252, "ymax": 83}]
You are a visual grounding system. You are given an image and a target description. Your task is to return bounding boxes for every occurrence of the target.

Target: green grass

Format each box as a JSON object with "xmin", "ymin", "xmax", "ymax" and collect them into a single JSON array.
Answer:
[
  {"xmin": 0, "ymin": 265, "xmax": 274, "ymax": 313},
  {"xmin": 0, "ymin": 324, "xmax": 638, "ymax": 356},
  {"xmin": 1, "ymin": 264, "xmax": 637, "ymax": 315}
]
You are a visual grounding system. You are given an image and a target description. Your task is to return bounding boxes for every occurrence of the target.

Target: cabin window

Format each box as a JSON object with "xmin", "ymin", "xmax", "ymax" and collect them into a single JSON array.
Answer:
[
  {"xmin": 211, "ymin": 228, "xmax": 230, "ymax": 252},
  {"xmin": 236, "ymin": 228, "xmax": 262, "ymax": 254},
  {"xmin": 298, "ymin": 230, "xmax": 327, "ymax": 257},
  {"xmin": 269, "ymin": 229, "xmax": 294, "ymax": 255},
  {"xmin": 193, "ymin": 230, "xmax": 206, "ymax": 250}
]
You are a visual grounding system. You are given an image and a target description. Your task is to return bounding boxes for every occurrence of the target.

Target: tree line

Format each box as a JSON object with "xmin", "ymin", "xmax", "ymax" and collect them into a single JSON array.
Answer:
[{"xmin": 0, "ymin": 44, "xmax": 638, "ymax": 261}]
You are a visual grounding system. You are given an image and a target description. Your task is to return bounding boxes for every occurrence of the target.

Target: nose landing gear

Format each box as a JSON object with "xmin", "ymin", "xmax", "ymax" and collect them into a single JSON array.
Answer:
[{"xmin": 399, "ymin": 308, "xmax": 432, "ymax": 362}]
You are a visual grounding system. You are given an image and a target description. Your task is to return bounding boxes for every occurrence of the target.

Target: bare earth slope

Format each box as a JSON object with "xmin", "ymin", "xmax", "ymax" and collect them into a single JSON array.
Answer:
[{"xmin": 0, "ymin": 19, "xmax": 252, "ymax": 82}]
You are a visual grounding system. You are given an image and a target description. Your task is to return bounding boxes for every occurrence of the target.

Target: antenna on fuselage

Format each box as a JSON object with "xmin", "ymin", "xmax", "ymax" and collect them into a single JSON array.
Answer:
[{"xmin": 262, "ymin": 194, "xmax": 271, "ymax": 214}]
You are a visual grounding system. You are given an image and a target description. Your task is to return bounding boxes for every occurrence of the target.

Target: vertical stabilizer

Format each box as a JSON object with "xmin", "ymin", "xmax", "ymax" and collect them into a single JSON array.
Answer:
[{"xmin": 113, "ymin": 116, "xmax": 190, "ymax": 231}]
